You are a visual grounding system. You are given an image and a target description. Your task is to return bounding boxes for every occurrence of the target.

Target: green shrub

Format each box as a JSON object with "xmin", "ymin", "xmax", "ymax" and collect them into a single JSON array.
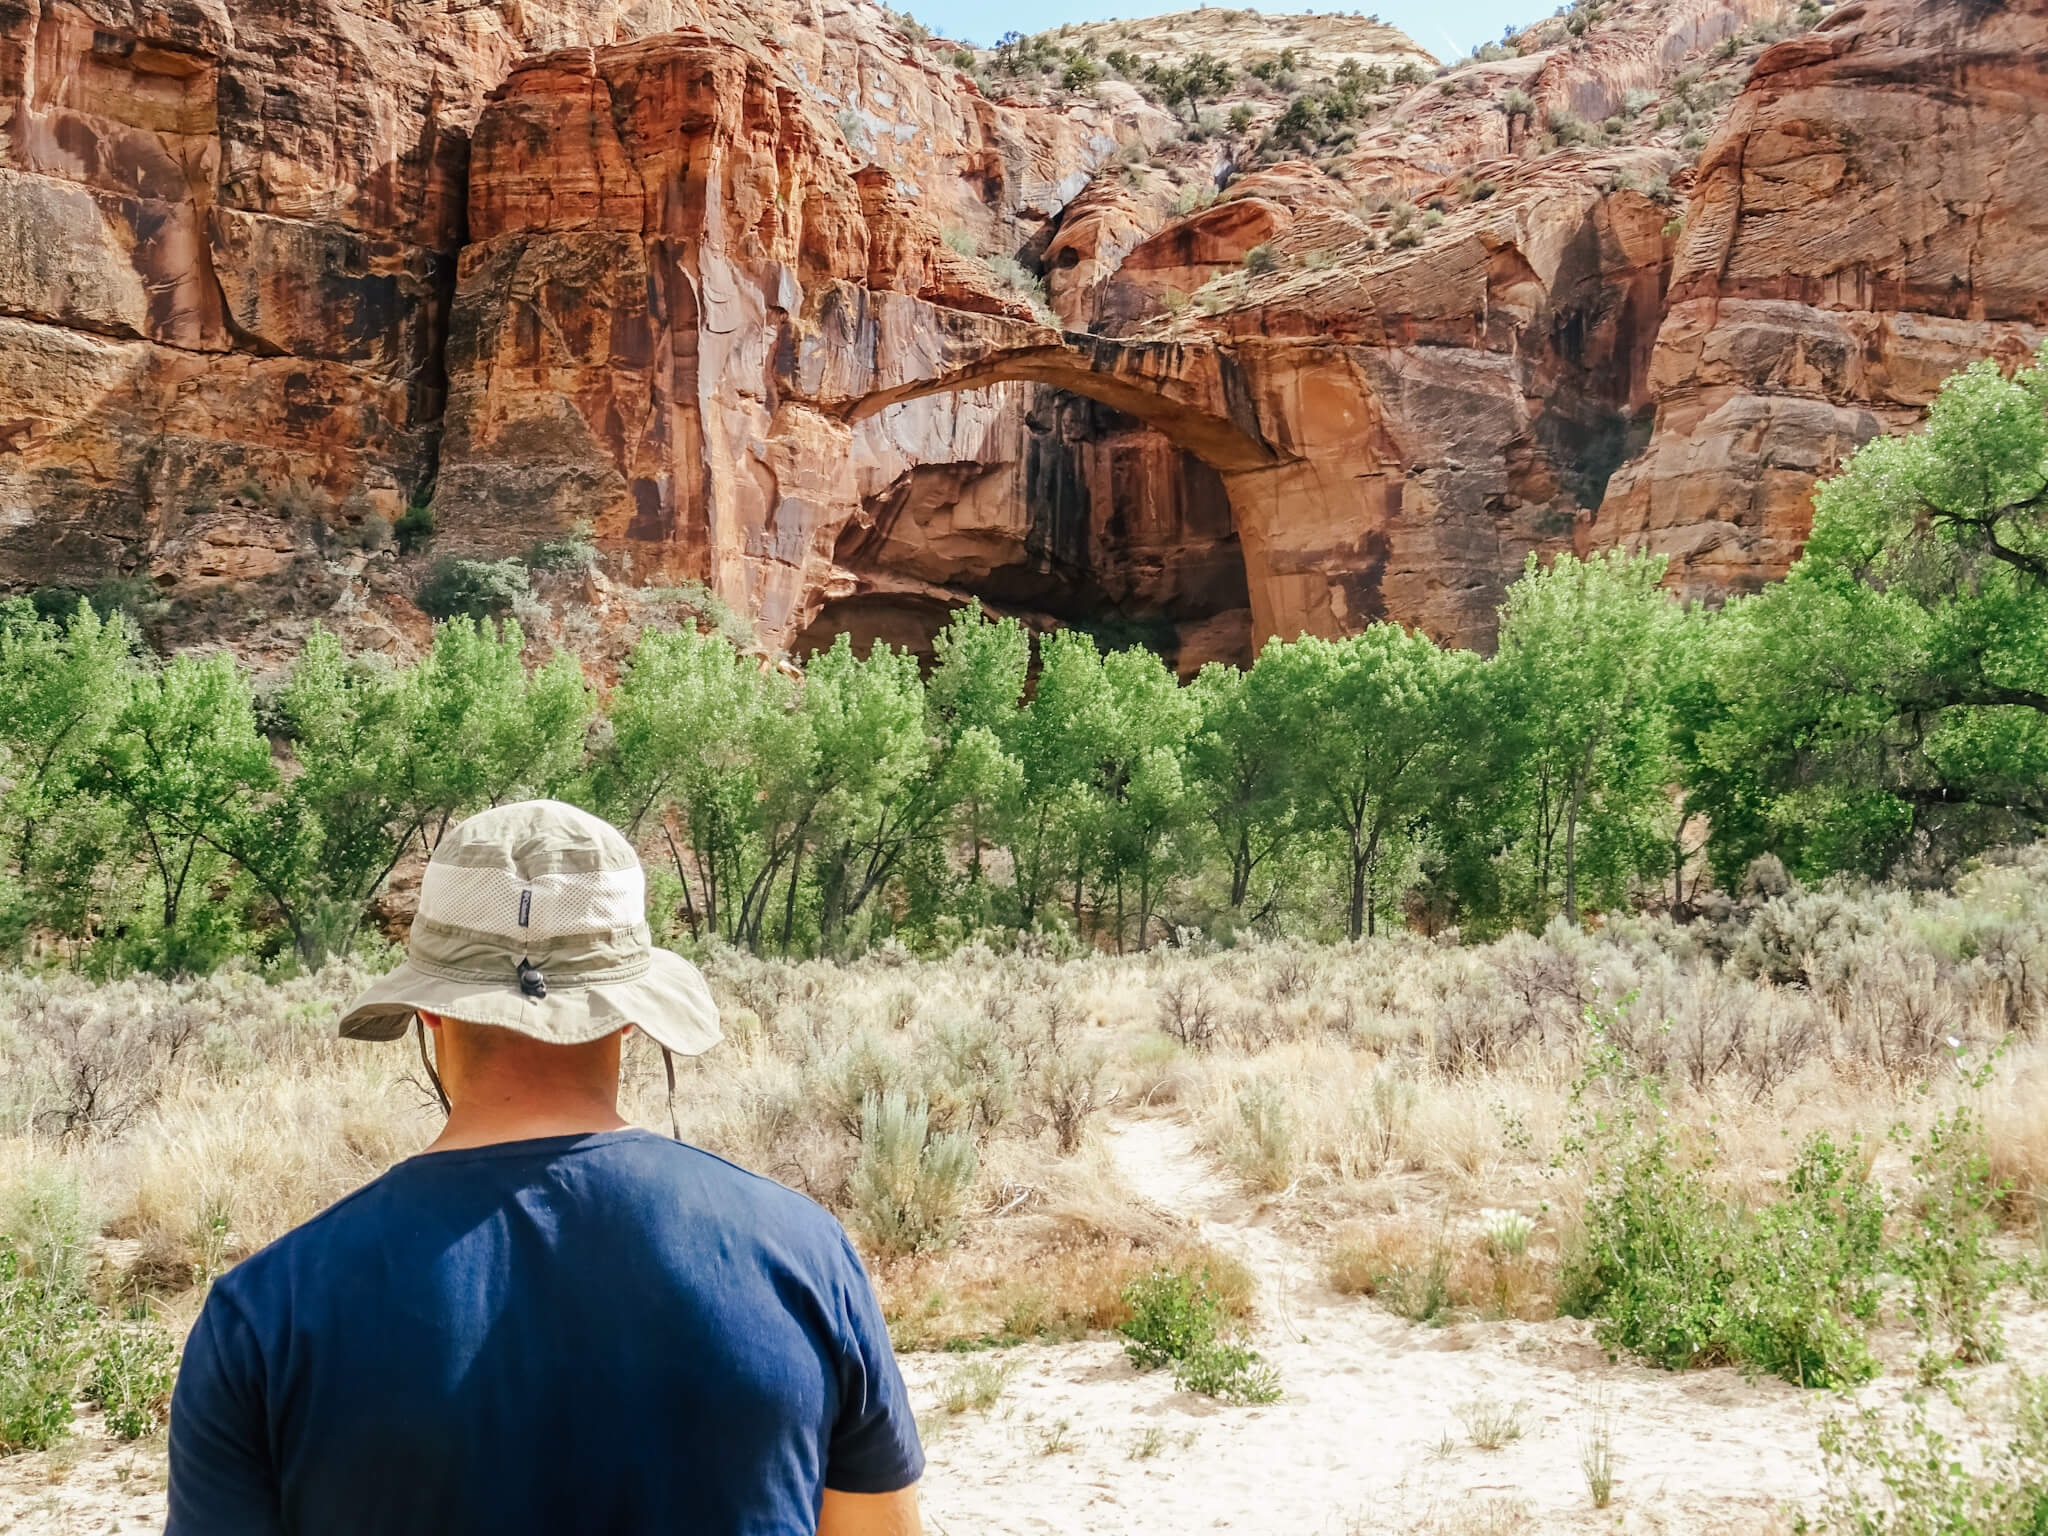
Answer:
[
  {"xmin": 1803, "ymin": 1376, "xmax": 2048, "ymax": 1535},
  {"xmin": 1550, "ymin": 108, "xmax": 1590, "ymax": 145},
  {"xmin": 415, "ymin": 557, "xmax": 530, "ymax": 621},
  {"xmin": 643, "ymin": 579, "xmax": 755, "ymax": 646},
  {"xmin": 1118, "ymin": 1263, "xmax": 1280, "ymax": 1403},
  {"xmin": 1174, "ymin": 1338, "xmax": 1280, "ymax": 1404},
  {"xmin": 1119, "ymin": 1264, "xmax": 1221, "ymax": 1368},
  {"xmin": 88, "ymin": 1322, "xmax": 178, "ymax": 1440},
  {"xmin": 1559, "ymin": 1027, "xmax": 1888, "ymax": 1386},
  {"xmin": 393, "ymin": 499, "xmax": 435, "ymax": 555},
  {"xmin": 1894, "ymin": 1105, "xmax": 2007, "ymax": 1368},
  {"xmin": 1723, "ymin": 1132, "xmax": 1885, "ymax": 1388},
  {"xmin": 522, "ymin": 524, "xmax": 598, "ymax": 574},
  {"xmin": 1, "ymin": 1168, "xmax": 93, "ymax": 1298},
  {"xmin": 1558, "ymin": 1125, "xmax": 1735, "ymax": 1369},
  {"xmin": 0, "ymin": 1256, "xmax": 85, "ymax": 1452},
  {"xmin": 847, "ymin": 1091, "xmax": 978, "ymax": 1256},
  {"xmin": 0, "ymin": 1174, "xmax": 96, "ymax": 1453}
]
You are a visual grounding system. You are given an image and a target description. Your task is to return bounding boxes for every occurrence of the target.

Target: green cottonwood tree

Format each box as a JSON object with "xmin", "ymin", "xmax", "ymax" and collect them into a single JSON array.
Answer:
[
  {"xmin": 592, "ymin": 622, "xmax": 765, "ymax": 938},
  {"xmin": 925, "ymin": 604, "xmax": 1029, "ymax": 915},
  {"xmin": 1490, "ymin": 549, "xmax": 1681, "ymax": 925},
  {"xmin": 1257, "ymin": 625, "xmax": 1466, "ymax": 940},
  {"xmin": 1185, "ymin": 659, "xmax": 1297, "ymax": 922},
  {"xmin": 91, "ymin": 652, "xmax": 277, "ymax": 969},
  {"xmin": 996, "ymin": 628, "xmax": 1115, "ymax": 935},
  {"xmin": 0, "ymin": 600, "xmax": 133, "ymax": 947},
  {"xmin": 1684, "ymin": 349, "xmax": 2048, "ymax": 880}
]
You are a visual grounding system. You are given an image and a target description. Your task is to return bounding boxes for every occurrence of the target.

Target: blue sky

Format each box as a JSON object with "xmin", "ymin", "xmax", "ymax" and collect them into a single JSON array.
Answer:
[{"xmin": 907, "ymin": 0, "xmax": 1543, "ymax": 61}]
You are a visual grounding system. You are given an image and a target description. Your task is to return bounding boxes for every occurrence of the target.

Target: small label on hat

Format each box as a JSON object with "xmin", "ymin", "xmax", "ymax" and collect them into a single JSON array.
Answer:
[{"xmin": 517, "ymin": 889, "xmax": 532, "ymax": 928}]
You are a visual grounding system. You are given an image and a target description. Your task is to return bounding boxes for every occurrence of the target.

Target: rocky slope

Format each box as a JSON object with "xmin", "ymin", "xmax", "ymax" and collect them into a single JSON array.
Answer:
[
  {"xmin": 0, "ymin": 0, "xmax": 1164, "ymax": 656},
  {"xmin": 1593, "ymin": 0, "xmax": 2048, "ymax": 594},
  {"xmin": 2, "ymin": 0, "xmax": 2041, "ymax": 667}
]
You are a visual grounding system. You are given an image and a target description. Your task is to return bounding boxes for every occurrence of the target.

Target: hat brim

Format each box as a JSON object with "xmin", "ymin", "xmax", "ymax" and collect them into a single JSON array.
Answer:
[{"xmin": 336, "ymin": 948, "xmax": 722, "ymax": 1058}]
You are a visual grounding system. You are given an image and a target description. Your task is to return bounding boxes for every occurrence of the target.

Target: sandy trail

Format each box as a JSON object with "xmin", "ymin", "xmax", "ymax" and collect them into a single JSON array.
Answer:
[
  {"xmin": 899, "ymin": 1112, "xmax": 2045, "ymax": 1536},
  {"xmin": 5, "ymin": 1113, "xmax": 2042, "ymax": 1534}
]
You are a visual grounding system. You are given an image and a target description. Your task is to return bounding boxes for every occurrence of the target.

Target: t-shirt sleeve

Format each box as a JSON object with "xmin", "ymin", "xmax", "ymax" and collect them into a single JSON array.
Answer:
[
  {"xmin": 824, "ymin": 1235, "xmax": 925, "ymax": 1494},
  {"xmin": 166, "ymin": 1288, "xmax": 287, "ymax": 1536}
]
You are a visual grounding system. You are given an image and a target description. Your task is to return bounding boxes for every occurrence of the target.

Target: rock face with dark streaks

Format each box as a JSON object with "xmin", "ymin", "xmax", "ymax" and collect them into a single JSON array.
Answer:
[
  {"xmin": 1592, "ymin": 0, "xmax": 2048, "ymax": 594},
  {"xmin": 1, "ymin": 0, "xmax": 2042, "ymax": 666}
]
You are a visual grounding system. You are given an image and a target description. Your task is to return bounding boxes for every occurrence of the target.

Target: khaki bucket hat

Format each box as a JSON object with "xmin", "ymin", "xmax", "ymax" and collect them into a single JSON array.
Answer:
[{"xmin": 338, "ymin": 800, "xmax": 721, "ymax": 1062}]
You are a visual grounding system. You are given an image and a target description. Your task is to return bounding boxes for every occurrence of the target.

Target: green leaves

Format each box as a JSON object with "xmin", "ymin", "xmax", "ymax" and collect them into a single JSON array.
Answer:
[
  {"xmin": 1250, "ymin": 625, "xmax": 1467, "ymax": 939},
  {"xmin": 1689, "ymin": 344, "xmax": 2048, "ymax": 883}
]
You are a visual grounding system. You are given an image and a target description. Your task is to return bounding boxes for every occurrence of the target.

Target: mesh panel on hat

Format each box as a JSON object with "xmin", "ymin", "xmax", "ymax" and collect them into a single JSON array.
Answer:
[{"xmin": 419, "ymin": 862, "xmax": 645, "ymax": 940}]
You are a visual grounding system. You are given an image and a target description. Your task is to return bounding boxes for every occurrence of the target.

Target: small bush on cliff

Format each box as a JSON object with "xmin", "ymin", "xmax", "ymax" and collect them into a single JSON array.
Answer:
[
  {"xmin": 415, "ymin": 558, "xmax": 531, "ymax": 621},
  {"xmin": 522, "ymin": 523, "xmax": 599, "ymax": 575},
  {"xmin": 982, "ymin": 253, "xmax": 1054, "ymax": 323},
  {"xmin": 393, "ymin": 499, "xmax": 435, "ymax": 554}
]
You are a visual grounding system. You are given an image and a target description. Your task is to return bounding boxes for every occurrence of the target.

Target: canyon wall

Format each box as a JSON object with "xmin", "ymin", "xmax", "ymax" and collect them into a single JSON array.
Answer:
[
  {"xmin": 2, "ymin": 0, "xmax": 2042, "ymax": 665},
  {"xmin": 0, "ymin": 0, "xmax": 1169, "ymax": 654},
  {"xmin": 1593, "ymin": 0, "xmax": 2048, "ymax": 594}
]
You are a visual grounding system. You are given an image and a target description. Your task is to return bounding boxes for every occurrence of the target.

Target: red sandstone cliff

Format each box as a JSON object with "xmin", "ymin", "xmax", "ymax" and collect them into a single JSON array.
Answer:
[
  {"xmin": 2, "ymin": 0, "xmax": 2041, "ymax": 666},
  {"xmin": 1592, "ymin": 0, "xmax": 2048, "ymax": 594},
  {"xmin": 0, "ymin": 0, "xmax": 1158, "ymax": 655}
]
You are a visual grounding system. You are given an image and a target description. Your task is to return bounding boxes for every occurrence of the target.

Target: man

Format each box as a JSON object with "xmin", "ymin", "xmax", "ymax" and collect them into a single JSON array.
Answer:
[{"xmin": 166, "ymin": 800, "xmax": 924, "ymax": 1536}]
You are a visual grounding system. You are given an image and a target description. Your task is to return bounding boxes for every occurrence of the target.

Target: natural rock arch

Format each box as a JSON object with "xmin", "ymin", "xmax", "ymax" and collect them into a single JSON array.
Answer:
[
  {"xmin": 843, "ymin": 332, "xmax": 1282, "ymax": 474},
  {"xmin": 835, "ymin": 329, "xmax": 1323, "ymax": 659}
]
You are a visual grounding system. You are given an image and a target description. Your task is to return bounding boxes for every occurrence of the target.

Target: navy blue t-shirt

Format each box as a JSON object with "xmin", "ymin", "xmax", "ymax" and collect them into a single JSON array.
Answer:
[{"xmin": 165, "ymin": 1129, "xmax": 922, "ymax": 1535}]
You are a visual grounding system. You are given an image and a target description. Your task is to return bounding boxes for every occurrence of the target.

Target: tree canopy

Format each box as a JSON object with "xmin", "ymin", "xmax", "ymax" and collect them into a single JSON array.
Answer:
[{"xmin": 0, "ymin": 349, "xmax": 2041, "ymax": 972}]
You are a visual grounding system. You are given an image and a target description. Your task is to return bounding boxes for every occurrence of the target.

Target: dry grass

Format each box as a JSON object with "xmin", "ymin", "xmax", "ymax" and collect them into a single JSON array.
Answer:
[
  {"xmin": 1, "ymin": 851, "xmax": 2043, "ymax": 1365},
  {"xmin": 1326, "ymin": 1212, "xmax": 1557, "ymax": 1323}
]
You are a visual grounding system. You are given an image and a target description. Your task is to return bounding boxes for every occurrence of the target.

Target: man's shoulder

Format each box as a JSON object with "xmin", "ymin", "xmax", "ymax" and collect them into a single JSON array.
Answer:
[
  {"xmin": 203, "ymin": 1158, "xmax": 412, "ymax": 1309},
  {"xmin": 640, "ymin": 1136, "xmax": 853, "ymax": 1249},
  {"xmin": 217, "ymin": 1132, "xmax": 854, "ymax": 1299}
]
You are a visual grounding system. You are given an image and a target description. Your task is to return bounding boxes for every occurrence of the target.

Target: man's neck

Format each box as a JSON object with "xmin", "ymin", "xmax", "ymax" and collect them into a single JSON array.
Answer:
[{"xmin": 423, "ymin": 1095, "xmax": 630, "ymax": 1154}]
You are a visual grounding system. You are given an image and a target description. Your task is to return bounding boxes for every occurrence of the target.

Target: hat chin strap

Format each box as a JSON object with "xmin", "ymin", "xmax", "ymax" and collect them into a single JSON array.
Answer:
[
  {"xmin": 661, "ymin": 1046, "xmax": 680, "ymax": 1142},
  {"xmin": 417, "ymin": 1016, "xmax": 451, "ymax": 1116}
]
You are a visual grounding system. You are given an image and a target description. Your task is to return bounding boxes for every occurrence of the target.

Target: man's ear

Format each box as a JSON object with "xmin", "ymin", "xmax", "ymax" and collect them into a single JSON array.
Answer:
[{"xmin": 420, "ymin": 1010, "xmax": 443, "ymax": 1032}]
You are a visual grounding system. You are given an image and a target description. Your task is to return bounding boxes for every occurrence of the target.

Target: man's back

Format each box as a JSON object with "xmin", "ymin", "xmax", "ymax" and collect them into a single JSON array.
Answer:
[{"xmin": 167, "ymin": 1129, "xmax": 922, "ymax": 1536}]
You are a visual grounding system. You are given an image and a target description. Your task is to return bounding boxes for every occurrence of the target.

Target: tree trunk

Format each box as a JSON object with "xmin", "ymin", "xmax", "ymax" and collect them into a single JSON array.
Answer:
[
  {"xmin": 778, "ymin": 838, "xmax": 805, "ymax": 954},
  {"xmin": 662, "ymin": 822, "xmax": 701, "ymax": 938},
  {"xmin": 1563, "ymin": 778, "xmax": 1584, "ymax": 926},
  {"xmin": 1347, "ymin": 829, "xmax": 1367, "ymax": 943},
  {"xmin": 1563, "ymin": 731, "xmax": 1599, "ymax": 926},
  {"xmin": 1363, "ymin": 824, "xmax": 1381, "ymax": 939}
]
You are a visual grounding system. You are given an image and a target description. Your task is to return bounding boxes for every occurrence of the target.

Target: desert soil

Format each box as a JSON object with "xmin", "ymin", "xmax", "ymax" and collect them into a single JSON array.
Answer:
[{"xmin": 4, "ymin": 1113, "xmax": 2043, "ymax": 1535}]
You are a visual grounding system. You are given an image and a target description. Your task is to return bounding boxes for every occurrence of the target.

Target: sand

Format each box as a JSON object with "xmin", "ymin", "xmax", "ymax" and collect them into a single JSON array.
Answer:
[{"xmin": 5, "ymin": 1111, "xmax": 2043, "ymax": 1534}]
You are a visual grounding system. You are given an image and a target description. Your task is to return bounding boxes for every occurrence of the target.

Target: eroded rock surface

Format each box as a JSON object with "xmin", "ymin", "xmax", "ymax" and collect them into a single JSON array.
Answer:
[
  {"xmin": 1594, "ymin": 0, "xmax": 2048, "ymax": 593},
  {"xmin": 2, "ymin": 0, "xmax": 2039, "ymax": 665}
]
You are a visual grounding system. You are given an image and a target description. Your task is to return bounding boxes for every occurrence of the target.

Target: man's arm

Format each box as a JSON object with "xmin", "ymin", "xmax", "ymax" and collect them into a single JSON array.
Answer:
[
  {"xmin": 165, "ymin": 1291, "xmax": 286, "ymax": 1536},
  {"xmin": 819, "ymin": 1486, "xmax": 923, "ymax": 1536}
]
